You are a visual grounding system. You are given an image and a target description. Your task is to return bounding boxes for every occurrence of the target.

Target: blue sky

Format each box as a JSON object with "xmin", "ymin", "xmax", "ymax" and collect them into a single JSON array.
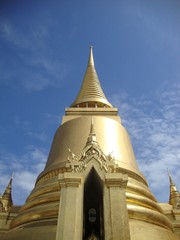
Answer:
[{"xmin": 0, "ymin": 0, "xmax": 180, "ymax": 205}]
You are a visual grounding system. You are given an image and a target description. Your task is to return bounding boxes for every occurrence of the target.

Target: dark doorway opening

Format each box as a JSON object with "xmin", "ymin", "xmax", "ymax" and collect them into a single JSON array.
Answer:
[{"xmin": 83, "ymin": 168, "xmax": 104, "ymax": 240}]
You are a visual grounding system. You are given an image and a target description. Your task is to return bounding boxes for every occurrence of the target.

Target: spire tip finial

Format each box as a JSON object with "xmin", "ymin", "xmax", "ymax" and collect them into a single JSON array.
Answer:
[
  {"xmin": 88, "ymin": 46, "xmax": 94, "ymax": 67},
  {"xmin": 168, "ymin": 168, "xmax": 174, "ymax": 185}
]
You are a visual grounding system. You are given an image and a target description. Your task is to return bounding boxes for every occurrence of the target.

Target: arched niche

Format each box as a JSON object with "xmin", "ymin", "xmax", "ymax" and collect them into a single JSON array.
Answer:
[{"xmin": 83, "ymin": 167, "xmax": 104, "ymax": 240}]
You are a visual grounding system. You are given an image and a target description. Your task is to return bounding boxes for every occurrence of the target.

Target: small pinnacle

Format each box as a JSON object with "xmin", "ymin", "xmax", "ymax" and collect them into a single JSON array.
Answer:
[
  {"xmin": 86, "ymin": 117, "xmax": 97, "ymax": 144},
  {"xmin": 90, "ymin": 116, "xmax": 95, "ymax": 134}
]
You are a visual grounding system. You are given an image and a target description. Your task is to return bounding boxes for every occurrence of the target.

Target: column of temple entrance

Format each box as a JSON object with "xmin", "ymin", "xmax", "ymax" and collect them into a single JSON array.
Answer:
[
  {"xmin": 56, "ymin": 172, "xmax": 83, "ymax": 240},
  {"xmin": 105, "ymin": 173, "xmax": 131, "ymax": 240}
]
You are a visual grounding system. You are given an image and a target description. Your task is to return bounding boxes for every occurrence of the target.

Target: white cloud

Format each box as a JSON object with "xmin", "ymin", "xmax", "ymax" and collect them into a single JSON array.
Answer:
[
  {"xmin": 22, "ymin": 74, "xmax": 51, "ymax": 91},
  {"xmin": 0, "ymin": 19, "xmax": 69, "ymax": 91},
  {"xmin": 45, "ymin": 113, "xmax": 61, "ymax": 125},
  {"xmin": 110, "ymin": 78, "xmax": 180, "ymax": 202},
  {"xmin": 14, "ymin": 171, "xmax": 37, "ymax": 192},
  {"xmin": 27, "ymin": 131, "xmax": 48, "ymax": 142},
  {"xmin": 0, "ymin": 18, "xmax": 48, "ymax": 50},
  {"xmin": 0, "ymin": 146, "xmax": 47, "ymax": 204}
]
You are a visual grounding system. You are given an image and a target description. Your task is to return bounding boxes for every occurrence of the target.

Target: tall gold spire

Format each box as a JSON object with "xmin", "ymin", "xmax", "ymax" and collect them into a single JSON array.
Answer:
[
  {"xmin": 71, "ymin": 47, "xmax": 112, "ymax": 108},
  {"xmin": 168, "ymin": 169, "xmax": 180, "ymax": 209}
]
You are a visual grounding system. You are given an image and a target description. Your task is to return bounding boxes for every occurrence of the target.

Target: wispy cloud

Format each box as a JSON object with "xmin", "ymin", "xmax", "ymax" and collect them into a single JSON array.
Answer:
[
  {"xmin": 27, "ymin": 131, "xmax": 48, "ymax": 142},
  {"xmin": 0, "ymin": 111, "xmax": 63, "ymax": 204},
  {"xmin": 0, "ymin": 19, "xmax": 69, "ymax": 91},
  {"xmin": 44, "ymin": 113, "xmax": 61, "ymax": 125},
  {"xmin": 0, "ymin": 146, "xmax": 47, "ymax": 204},
  {"xmin": 0, "ymin": 18, "xmax": 48, "ymax": 50},
  {"xmin": 110, "ymin": 78, "xmax": 180, "ymax": 202}
]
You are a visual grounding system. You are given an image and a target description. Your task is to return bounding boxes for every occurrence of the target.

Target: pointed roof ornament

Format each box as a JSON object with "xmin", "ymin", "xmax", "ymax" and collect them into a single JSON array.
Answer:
[
  {"xmin": 168, "ymin": 169, "xmax": 180, "ymax": 209},
  {"xmin": 90, "ymin": 116, "xmax": 95, "ymax": 135},
  {"xmin": 71, "ymin": 47, "xmax": 112, "ymax": 108},
  {"xmin": 86, "ymin": 117, "xmax": 97, "ymax": 145},
  {"xmin": 1, "ymin": 173, "xmax": 14, "ymax": 211},
  {"xmin": 3, "ymin": 172, "xmax": 14, "ymax": 196}
]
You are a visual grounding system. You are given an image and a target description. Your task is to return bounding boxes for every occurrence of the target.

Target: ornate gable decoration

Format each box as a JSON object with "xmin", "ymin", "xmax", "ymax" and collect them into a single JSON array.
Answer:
[{"xmin": 67, "ymin": 119, "xmax": 118, "ymax": 173}]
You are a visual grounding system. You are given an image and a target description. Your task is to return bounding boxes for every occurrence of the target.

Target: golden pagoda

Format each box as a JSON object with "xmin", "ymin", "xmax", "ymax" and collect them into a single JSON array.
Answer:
[{"xmin": 0, "ymin": 47, "xmax": 180, "ymax": 239}]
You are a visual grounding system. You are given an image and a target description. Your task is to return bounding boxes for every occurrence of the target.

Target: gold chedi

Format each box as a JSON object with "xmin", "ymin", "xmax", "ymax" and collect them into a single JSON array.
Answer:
[{"xmin": 1, "ymin": 47, "xmax": 179, "ymax": 240}]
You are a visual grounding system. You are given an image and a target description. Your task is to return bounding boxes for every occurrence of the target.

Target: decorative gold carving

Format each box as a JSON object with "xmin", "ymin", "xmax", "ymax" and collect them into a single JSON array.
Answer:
[
  {"xmin": 173, "ymin": 199, "xmax": 180, "ymax": 210},
  {"xmin": 66, "ymin": 118, "xmax": 118, "ymax": 173},
  {"xmin": 35, "ymin": 165, "xmax": 147, "ymax": 187},
  {"xmin": 67, "ymin": 143, "xmax": 118, "ymax": 173}
]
